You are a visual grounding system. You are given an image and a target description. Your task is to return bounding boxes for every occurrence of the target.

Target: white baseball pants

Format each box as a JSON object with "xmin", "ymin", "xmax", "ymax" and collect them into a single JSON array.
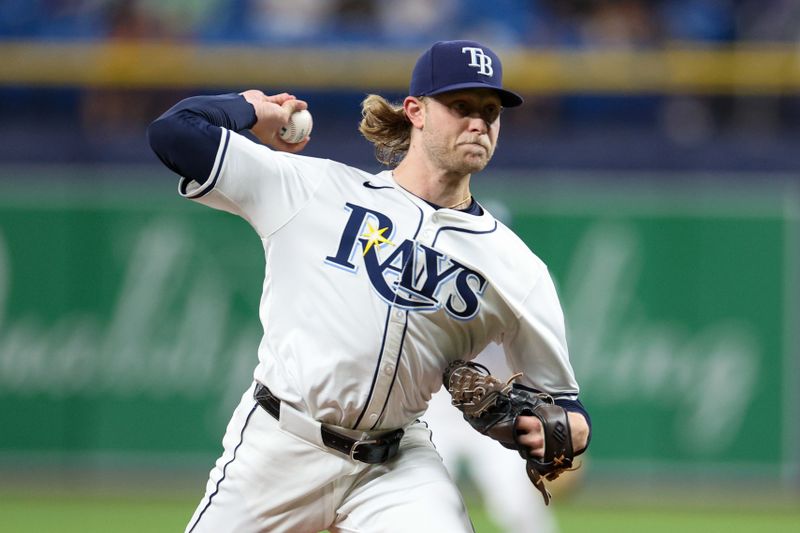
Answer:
[{"xmin": 185, "ymin": 383, "xmax": 474, "ymax": 533}]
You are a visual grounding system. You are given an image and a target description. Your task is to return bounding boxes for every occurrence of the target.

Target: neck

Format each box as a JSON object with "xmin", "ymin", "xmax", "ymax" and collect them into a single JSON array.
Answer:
[{"xmin": 393, "ymin": 157, "xmax": 472, "ymax": 210}]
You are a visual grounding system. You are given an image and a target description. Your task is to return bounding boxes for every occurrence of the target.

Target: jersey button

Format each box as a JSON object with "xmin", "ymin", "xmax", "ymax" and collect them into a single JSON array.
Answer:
[
  {"xmin": 368, "ymin": 413, "xmax": 379, "ymax": 423},
  {"xmin": 384, "ymin": 365, "xmax": 394, "ymax": 376},
  {"xmin": 422, "ymin": 229, "xmax": 433, "ymax": 239}
]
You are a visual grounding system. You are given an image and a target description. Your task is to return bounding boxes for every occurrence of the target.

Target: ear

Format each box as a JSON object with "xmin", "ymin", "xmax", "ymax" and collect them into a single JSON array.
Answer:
[{"xmin": 403, "ymin": 96, "xmax": 425, "ymax": 129}]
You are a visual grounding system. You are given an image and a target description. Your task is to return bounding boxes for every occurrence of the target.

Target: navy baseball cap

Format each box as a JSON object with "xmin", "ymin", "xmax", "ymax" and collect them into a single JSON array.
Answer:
[{"xmin": 409, "ymin": 40, "xmax": 523, "ymax": 108}]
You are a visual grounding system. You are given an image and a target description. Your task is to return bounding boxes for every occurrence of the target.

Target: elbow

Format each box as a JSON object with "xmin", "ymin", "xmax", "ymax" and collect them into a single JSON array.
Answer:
[
  {"xmin": 145, "ymin": 109, "xmax": 219, "ymax": 180},
  {"xmin": 146, "ymin": 116, "xmax": 187, "ymax": 176},
  {"xmin": 146, "ymin": 117, "xmax": 172, "ymax": 158}
]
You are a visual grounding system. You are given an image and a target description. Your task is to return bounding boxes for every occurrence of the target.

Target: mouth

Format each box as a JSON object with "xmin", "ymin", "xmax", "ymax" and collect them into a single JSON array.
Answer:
[{"xmin": 458, "ymin": 141, "xmax": 489, "ymax": 152}]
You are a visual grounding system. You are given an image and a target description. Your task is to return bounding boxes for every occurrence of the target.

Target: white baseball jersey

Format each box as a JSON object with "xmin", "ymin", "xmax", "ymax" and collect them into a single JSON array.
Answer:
[{"xmin": 180, "ymin": 128, "xmax": 579, "ymax": 432}]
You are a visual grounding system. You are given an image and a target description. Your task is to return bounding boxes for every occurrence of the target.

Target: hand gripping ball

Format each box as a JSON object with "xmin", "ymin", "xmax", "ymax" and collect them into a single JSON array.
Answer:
[{"xmin": 279, "ymin": 110, "xmax": 313, "ymax": 144}]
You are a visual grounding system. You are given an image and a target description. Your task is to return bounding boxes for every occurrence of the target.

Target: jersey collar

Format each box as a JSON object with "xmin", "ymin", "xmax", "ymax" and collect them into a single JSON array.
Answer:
[{"xmin": 377, "ymin": 170, "xmax": 498, "ymax": 233}]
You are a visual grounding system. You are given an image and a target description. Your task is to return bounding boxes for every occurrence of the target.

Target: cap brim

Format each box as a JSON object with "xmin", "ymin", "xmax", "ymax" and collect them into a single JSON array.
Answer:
[{"xmin": 423, "ymin": 82, "xmax": 524, "ymax": 107}]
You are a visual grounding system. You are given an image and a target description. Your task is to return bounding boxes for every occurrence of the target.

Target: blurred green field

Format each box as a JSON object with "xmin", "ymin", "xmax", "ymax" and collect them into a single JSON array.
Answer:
[{"xmin": 1, "ymin": 488, "xmax": 798, "ymax": 533}]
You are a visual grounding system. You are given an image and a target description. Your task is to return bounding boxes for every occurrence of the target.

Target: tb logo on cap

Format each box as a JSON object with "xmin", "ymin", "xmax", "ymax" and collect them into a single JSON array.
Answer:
[{"xmin": 461, "ymin": 47, "xmax": 493, "ymax": 77}]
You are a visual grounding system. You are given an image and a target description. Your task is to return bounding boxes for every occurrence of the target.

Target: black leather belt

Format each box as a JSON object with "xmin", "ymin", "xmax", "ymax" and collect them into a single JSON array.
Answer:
[{"xmin": 253, "ymin": 383, "xmax": 403, "ymax": 464}]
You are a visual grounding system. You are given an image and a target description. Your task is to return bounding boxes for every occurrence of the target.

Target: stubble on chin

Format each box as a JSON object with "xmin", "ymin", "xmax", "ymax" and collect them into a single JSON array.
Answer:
[{"xmin": 457, "ymin": 143, "xmax": 494, "ymax": 174}]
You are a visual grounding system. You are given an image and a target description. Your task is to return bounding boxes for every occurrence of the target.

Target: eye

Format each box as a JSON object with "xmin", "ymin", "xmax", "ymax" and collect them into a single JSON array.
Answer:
[
  {"xmin": 483, "ymin": 105, "xmax": 501, "ymax": 124},
  {"xmin": 450, "ymin": 101, "xmax": 470, "ymax": 117}
]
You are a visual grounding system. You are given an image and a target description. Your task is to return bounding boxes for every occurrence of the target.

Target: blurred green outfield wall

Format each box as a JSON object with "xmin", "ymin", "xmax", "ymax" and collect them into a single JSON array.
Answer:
[
  {"xmin": 478, "ymin": 178, "xmax": 799, "ymax": 482},
  {"xmin": 0, "ymin": 171, "xmax": 797, "ymax": 481}
]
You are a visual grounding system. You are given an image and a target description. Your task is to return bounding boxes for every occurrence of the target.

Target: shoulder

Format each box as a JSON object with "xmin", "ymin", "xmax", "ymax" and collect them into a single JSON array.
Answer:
[
  {"xmin": 459, "ymin": 205, "xmax": 553, "ymax": 313},
  {"xmin": 482, "ymin": 208, "xmax": 548, "ymax": 280}
]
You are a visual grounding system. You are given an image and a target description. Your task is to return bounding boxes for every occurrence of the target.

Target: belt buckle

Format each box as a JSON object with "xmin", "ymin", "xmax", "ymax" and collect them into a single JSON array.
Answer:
[{"xmin": 349, "ymin": 438, "xmax": 380, "ymax": 462}]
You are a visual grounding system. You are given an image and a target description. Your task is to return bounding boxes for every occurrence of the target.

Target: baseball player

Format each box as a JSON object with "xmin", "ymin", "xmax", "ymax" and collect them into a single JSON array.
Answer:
[{"xmin": 148, "ymin": 40, "xmax": 591, "ymax": 532}]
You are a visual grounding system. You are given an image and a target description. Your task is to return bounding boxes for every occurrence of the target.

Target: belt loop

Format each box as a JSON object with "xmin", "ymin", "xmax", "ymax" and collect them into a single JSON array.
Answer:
[{"xmin": 278, "ymin": 396, "xmax": 327, "ymax": 450}]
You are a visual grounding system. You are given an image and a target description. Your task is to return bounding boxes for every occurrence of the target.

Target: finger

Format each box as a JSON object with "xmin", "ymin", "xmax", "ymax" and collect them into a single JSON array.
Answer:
[
  {"xmin": 523, "ymin": 432, "xmax": 545, "ymax": 452},
  {"xmin": 516, "ymin": 416, "xmax": 545, "ymax": 457},
  {"xmin": 518, "ymin": 432, "xmax": 545, "ymax": 457},
  {"xmin": 265, "ymin": 92, "xmax": 294, "ymax": 104},
  {"xmin": 281, "ymin": 98, "xmax": 308, "ymax": 114},
  {"xmin": 516, "ymin": 415, "xmax": 542, "ymax": 433},
  {"xmin": 515, "ymin": 423, "xmax": 544, "ymax": 445}
]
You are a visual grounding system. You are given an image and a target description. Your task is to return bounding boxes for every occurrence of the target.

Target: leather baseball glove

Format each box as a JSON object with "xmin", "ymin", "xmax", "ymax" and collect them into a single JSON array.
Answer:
[{"xmin": 442, "ymin": 359, "xmax": 575, "ymax": 505}]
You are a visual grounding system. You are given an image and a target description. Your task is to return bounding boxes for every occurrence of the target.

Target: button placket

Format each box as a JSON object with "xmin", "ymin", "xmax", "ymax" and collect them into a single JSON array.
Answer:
[
  {"xmin": 357, "ymin": 210, "xmax": 443, "ymax": 429},
  {"xmin": 358, "ymin": 313, "xmax": 405, "ymax": 428},
  {"xmin": 418, "ymin": 211, "xmax": 443, "ymax": 245}
]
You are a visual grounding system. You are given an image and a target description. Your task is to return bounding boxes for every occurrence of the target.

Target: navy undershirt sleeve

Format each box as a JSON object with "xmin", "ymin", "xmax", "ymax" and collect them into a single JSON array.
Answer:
[{"xmin": 147, "ymin": 93, "xmax": 258, "ymax": 184}]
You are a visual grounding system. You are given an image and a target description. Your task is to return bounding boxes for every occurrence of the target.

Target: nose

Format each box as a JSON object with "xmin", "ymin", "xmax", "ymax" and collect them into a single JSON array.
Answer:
[{"xmin": 467, "ymin": 115, "xmax": 488, "ymax": 134}]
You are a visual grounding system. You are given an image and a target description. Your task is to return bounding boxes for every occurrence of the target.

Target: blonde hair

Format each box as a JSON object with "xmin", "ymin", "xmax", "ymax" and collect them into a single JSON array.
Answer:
[{"xmin": 359, "ymin": 94, "xmax": 413, "ymax": 167}]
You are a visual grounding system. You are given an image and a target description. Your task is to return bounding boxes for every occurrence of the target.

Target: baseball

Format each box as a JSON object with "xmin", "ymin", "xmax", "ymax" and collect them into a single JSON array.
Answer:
[{"xmin": 279, "ymin": 110, "xmax": 313, "ymax": 144}]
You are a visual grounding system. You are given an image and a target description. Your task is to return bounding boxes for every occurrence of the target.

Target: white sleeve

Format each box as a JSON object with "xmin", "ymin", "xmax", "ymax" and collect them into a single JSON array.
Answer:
[
  {"xmin": 502, "ymin": 268, "xmax": 580, "ymax": 400},
  {"xmin": 177, "ymin": 129, "xmax": 327, "ymax": 237}
]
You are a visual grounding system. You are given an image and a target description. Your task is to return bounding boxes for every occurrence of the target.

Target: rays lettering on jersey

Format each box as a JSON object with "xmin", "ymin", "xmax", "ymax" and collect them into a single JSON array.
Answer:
[{"xmin": 325, "ymin": 203, "xmax": 487, "ymax": 319}]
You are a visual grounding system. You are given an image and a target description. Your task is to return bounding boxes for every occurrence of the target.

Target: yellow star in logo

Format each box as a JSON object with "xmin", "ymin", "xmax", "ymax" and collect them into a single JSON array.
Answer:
[{"xmin": 361, "ymin": 223, "xmax": 395, "ymax": 256}]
